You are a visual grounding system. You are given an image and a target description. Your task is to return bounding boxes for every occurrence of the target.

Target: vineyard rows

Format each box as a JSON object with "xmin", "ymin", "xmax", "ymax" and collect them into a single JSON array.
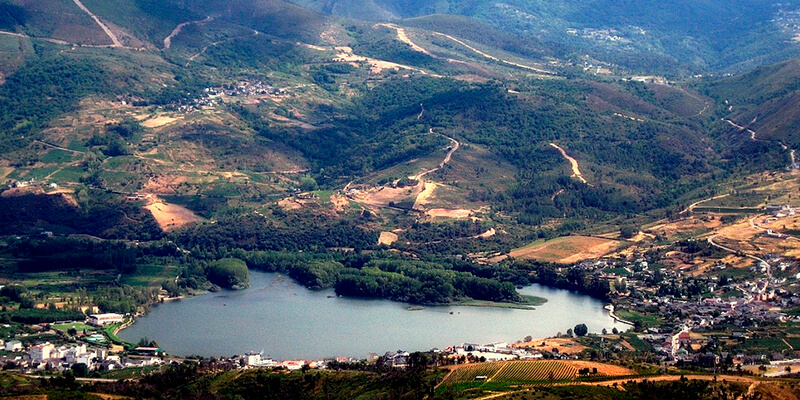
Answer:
[
  {"xmin": 441, "ymin": 361, "xmax": 578, "ymax": 386},
  {"xmin": 493, "ymin": 361, "xmax": 577, "ymax": 382},
  {"xmin": 441, "ymin": 363, "xmax": 504, "ymax": 385}
]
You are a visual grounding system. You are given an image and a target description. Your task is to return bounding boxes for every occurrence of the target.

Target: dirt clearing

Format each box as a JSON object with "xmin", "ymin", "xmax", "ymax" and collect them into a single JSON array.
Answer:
[
  {"xmin": 378, "ymin": 231, "xmax": 399, "ymax": 245},
  {"xmin": 330, "ymin": 193, "xmax": 350, "ymax": 212},
  {"xmin": 145, "ymin": 200, "xmax": 202, "ymax": 231},
  {"xmin": 427, "ymin": 208, "xmax": 472, "ymax": 219},
  {"xmin": 141, "ymin": 115, "xmax": 181, "ymax": 128},
  {"xmin": 350, "ymin": 184, "xmax": 423, "ymax": 208},
  {"xmin": 413, "ymin": 182, "xmax": 438, "ymax": 209},
  {"xmin": 512, "ymin": 338, "xmax": 587, "ymax": 355},
  {"xmin": 278, "ymin": 198, "xmax": 303, "ymax": 211},
  {"xmin": 568, "ymin": 361, "xmax": 636, "ymax": 376}
]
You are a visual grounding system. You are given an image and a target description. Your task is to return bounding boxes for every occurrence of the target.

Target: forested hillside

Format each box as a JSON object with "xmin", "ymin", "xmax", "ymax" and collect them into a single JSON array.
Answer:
[
  {"xmin": 290, "ymin": 0, "xmax": 800, "ymax": 75},
  {"xmin": 700, "ymin": 58, "xmax": 800, "ymax": 150},
  {"xmin": 0, "ymin": 0, "xmax": 797, "ymax": 308}
]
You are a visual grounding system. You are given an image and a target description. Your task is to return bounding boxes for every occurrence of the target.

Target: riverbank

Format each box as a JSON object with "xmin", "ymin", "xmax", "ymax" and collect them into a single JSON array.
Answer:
[{"xmin": 605, "ymin": 304, "xmax": 635, "ymax": 326}]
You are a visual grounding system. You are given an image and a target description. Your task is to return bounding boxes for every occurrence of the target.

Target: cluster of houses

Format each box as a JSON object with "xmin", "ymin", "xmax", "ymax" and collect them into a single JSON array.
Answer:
[
  {"xmin": 172, "ymin": 81, "xmax": 289, "ymax": 112},
  {"xmin": 0, "ymin": 312, "xmax": 166, "ymax": 373},
  {"xmin": 7, "ymin": 179, "xmax": 59, "ymax": 190},
  {"xmin": 449, "ymin": 342, "xmax": 545, "ymax": 362},
  {"xmin": 0, "ymin": 340, "xmax": 162, "ymax": 373},
  {"xmin": 236, "ymin": 342, "xmax": 551, "ymax": 372},
  {"xmin": 239, "ymin": 352, "xmax": 354, "ymax": 370},
  {"xmin": 636, "ymin": 326, "xmax": 790, "ymax": 367}
]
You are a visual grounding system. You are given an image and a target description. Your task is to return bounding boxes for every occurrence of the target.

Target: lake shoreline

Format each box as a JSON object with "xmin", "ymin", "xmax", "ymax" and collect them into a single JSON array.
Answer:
[{"xmin": 118, "ymin": 271, "xmax": 619, "ymax": 359}]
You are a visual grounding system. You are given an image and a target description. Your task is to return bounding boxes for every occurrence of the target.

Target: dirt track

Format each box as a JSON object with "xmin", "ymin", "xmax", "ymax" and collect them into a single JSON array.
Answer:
[
  {"xmin": 376, "ymin": 23, "xmax": 431, "ymax": 55},
  {"xmin": 411, "ymin": 129, "xmax": 460, "ymax": 210},
  {"xmin": 376, "ymin": 22, "xmax": 554, "ymax": 76},
  {"xmin": 549, "ymin": 143, "xmax": 588, "ymax": 185},
  {"xmin": 164, "ymin": 16, "xmax": 213, "ymax": 49},
  {"xmin": 432, "ymin": 32, "xmax": 554, "ymax": 75},
  {"xmin": 71, "ymin": 0, "xmax": 122, "ymax": 47}
]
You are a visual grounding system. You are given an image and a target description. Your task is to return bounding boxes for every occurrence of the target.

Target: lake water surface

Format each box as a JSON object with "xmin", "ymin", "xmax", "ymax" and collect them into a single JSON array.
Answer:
[{"xmin": 119, "ymin": 271, "xmax": 622, "ymax": 359}]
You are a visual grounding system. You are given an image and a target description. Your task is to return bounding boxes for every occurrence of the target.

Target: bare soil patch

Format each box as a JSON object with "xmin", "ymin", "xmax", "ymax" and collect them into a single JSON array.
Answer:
[
  {"xmin": 145, "ymin": 200, "xmax": 202, "ymax": 231},
  {"xmin": 474, "ymin": 228, "xmax": 496, "ymax": 239},
  {"xmin": 1, "ymin": 187, "xmax": 45, "ymax": 197},
  {"xmin": 567, "ymin": 361, "xmax": 635, "ymax": 376},
  {"xmin": 351, "ymin": 184, "xmax": 423, "ymax": 207},
  {"xmin": 413, "ymin": 182, "xmax": 438, "ymax": 209},
  {"xmin": 427, "ymin": 208, "xmax": 472, "ymax": 219},
  {"xmin": 141, "ymin": 115, "xmax": 181, "ymax": 128},
  {"xmin": 647, "ymin": 215, "xmax": 723, "ymax": 239},
  {"xmin": 333, "ymin": 46, "xmax": 437, "ymax": 76},
  {"xmin": 278, "ymin": 198, "xmax": 303, "ymax": 211},
  {"xmin": 509, "ymin": 236, "xmax": 620, "ymax": 263},
  {"xmin": 512, "ymin": 338, "xmax": 587, "ymax": 355},
  {"xmin": 378, "ymin": 231, "xmax": 399, "ymax": 245},
  {"xmin": 330, "ymin": 193, "xmax": 350, "ymax": 212}
]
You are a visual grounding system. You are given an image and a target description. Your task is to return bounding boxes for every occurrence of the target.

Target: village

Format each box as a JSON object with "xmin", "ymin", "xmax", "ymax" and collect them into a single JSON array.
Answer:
[{"xmin": 162, "ymin": 80, "xmax": 292, "ymax": 113}]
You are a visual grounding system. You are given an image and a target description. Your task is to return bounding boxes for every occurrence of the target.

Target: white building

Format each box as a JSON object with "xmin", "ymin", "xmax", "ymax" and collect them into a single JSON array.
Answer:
[
  {"xmin": 87, "ymin": 313, "xmax": 124, "ymax": 326},
  {"xmin": 75, "ymin": 352, "xmax": 96, "ymax": 366},
  {"xmin": 5, "ymin": 340, "xmax": 22, "ymax": 352},
  {"xmin": 244, "ymin": 352, "xmax": 261, "ymax": 366},
  {"xmin": 66, "ymin": 344, "xmax": 87, "ymax": 363},
  {"xmin": 28, "ymin": 342, "xmax": 54, "ymax": 362}
]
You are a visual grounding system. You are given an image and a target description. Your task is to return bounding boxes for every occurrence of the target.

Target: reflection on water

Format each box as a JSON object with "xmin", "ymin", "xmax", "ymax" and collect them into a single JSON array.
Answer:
[{"xmin": 120, "ymin": 271, "xmax": 621, "ymax": 359}]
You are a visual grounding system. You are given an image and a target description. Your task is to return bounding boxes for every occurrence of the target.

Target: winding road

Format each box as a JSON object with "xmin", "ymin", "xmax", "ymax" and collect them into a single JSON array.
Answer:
[
  {"xmin": 724, "ymin": 118, "xmax": 796, "ymax": 165},
  {"xmin": 413, "ymin": 129, "xmax": 460, "ymax": 181},
  {"xmin": 679, "ymin": 193, "xmax": 730, "ymax": 214},
  {"xmin": 410, "ymin": 129, "xmax": 460, "ymax": 210},
  {"xmin": 164, "ymin": 16, "xmax": 213, "ymax": 49},
  {"xmin": 706, "ymin": 233, "xmax": 771, "ymax": 299}
]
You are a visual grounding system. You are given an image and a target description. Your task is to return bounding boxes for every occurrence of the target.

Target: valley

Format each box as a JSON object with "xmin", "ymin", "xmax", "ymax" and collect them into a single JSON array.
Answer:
[{"xmin": 0, "ymin": 0, "xmax": 800, "ymax": 398}]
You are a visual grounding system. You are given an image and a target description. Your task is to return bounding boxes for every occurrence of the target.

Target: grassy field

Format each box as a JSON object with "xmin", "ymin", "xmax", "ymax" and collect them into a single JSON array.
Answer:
[
  {"xmin": 52, "ymin": 322, "xmax": 95, "ymax": 333},
  {"xmin": 614, "ymin": 309, "xmax": 663, "ymax": 328},
  {"xmin": 121, "ymin": 264, "xmax": 182, "ymax": 287},
  {"xmin": 99, "ymin": 365, "xmax": 162, "ymax": 380},
  {"xmin": 453, "ymin": 294, "xmax": 546, "ymax": 309}
]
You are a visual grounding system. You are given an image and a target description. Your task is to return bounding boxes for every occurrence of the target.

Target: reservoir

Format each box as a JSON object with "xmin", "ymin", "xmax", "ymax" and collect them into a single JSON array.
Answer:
[{"xmin": 119, "ymin": 271, "xmax": 621, "ymax": 359}]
